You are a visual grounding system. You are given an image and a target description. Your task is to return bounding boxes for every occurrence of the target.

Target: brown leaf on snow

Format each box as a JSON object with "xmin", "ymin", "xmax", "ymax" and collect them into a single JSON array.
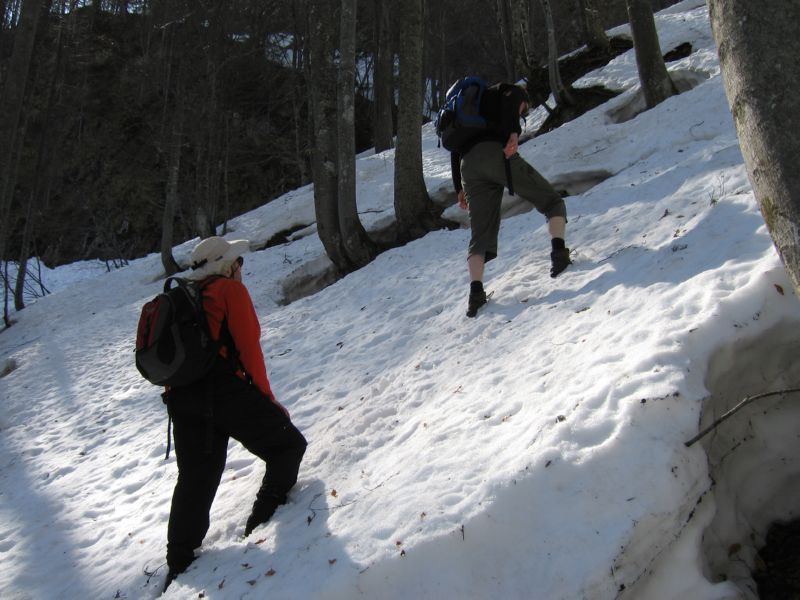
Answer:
[
  {"xmin": 329, "ymin": 558, "xmax": 337, "ymax": 565},
  {"xmin": 331, "ymin": 489, "xmax": 338, "ymax": 498},
  {"xmin": 265, "ymin": 568, "xmax": 276, "ymax": 577},
  {"xmin": 775, "ymin": 284, "xmax": 785, "ymax": 295}
]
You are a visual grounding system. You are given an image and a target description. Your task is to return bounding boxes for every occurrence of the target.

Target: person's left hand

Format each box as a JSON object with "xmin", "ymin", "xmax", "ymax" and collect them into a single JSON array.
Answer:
[{"xmin": 458, "ymin": 189, "xmax": 468, "ymax": 210}]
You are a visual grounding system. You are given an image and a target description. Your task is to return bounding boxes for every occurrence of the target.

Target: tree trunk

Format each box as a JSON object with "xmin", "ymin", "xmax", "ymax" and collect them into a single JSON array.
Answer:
[
  {"xmin": 0, "ymin": 0, "xmax": 43, "ymax": 287},
  {"xmin": 156, "ymin": 13, "xmax": 182, "ymax": 275},
  {"xmin": 307, "ymin": 0, "xmax": 351, "ymax": 271},
  {"xmin": 337, "ymin": 0, "xmax": 376, "ymax": 267},
  {"xmin": 13, "ymin": 196, "xmax": 33, "ymax": 310},
  {"xmin": 373, "ymin": 0, "xmax": 394, "ymax": 153},
  {"xmin": 709, "ymin": 0, "xmax": 800, "ymax": 297},
  {"xmin": 540, "ymin": 0, "xmax": 574, "ymax": 106},
  {"xmin": 625, "ymin": 0, "xmax": 675, "ymax": 109},
  {"xmin": 161, "ymin": 120, "xmax": 183, "ymax": 276},
  {"xmin": 14, "ymin": 8, "xmax": 63, "ymax": 310},
  {"xmin": 394, "ymin": 0, "xmax": 441, "ymax": 240},
  {"xmin": 496, "ymin": 0, "xmax": 515, "ymax": 81},
  {"xmin": 291, "ymin": 3, "xmax": 310, "ymax": 184},
  {"xmin": 509, "ymin": 0, "xmax": 529, "ymax": 78},
  {"xmin": 437, "ymin": 5, "xmax": 447, "ymax": 109},
  {"xmin": 578, "ymin": 0, "xmax": 609, "ymax": 52},
  {"xmin": 2, "ymin": 260, "xmax": 10, "ymax": 328}
]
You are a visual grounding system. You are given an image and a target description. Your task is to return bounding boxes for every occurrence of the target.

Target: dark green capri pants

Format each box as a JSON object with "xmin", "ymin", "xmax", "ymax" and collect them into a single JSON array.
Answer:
[{"xmin": 461, "ymin": 141, "xmax": 566, "ymax": 262}]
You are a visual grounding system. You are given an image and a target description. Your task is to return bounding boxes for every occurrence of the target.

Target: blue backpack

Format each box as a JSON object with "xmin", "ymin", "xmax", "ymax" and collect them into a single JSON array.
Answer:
[{"xmin": 435, "ymin": 76, "xmax": 488, "ymax": 153}]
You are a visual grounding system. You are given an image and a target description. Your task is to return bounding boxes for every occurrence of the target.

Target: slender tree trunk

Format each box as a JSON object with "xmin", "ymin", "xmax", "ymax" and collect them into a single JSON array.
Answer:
[
  {"xmin": 496, "ymin": 0, "xmax": 515, "ymax": 81},
  {"xmin": 2, "ymin": 260, "xmax": 10, "ymax": 328},
  {"xmin": 709, "ymin": 0, "xmax": 800, "ymax": 297},
  {"xmin": 14, "ymin": 8, "xmax": 63, "ymax": 309},
  {"xmin": 221, "ymin": 114, "xmax": 230, "ymax": 235},
  {"xmin": 437, "ymin": 6, "xmax": 446, "ymax": 109},
  {"xmin": 337, "ymin": 0, "xmax": 376, "ymax": 267},
  {"xmin": 394, "ymin": 0, "xmax": 442, "ymax": 239},
  {"xmin": 0, "ymin": 0, "xmax": 7, "ymax": 81},
  {"xmin": 291, "ymin": 4, "xmax": 309, "ymax": 184},
  {"xmin": 540, "ymin": 0, "xmax": 574, "ymax": 106},
  {"xmin": 13, "ymin": 197, "xmax": 33, "ymax": 310},
  {"xmin": 0, "ymin": 0, "xmax": 43, "ymax": 291},
  {"xmin": 161, "ymin": 118, "xmax": 183, "ymax": 275},
  {"xmin": 509, "ymin": 0, "xmax": 529, "ymax": 78},
  {"xmin": 578, "ymin": 0, "xmax": 609, "ymax": 52},
  {"xmin": 625, "ymin": 0, "xmax": 675, "ymax": 109},
  {"xmin": 156, "ymin": 15, "xmax": 181, "ymax": 275},
  {"xmin": 307, "ymin": 0, "xmax": 351, "ymax": 271},
  {"xmin": 373, "ymin": 0, "xmax": 394, "ymax": 152}
]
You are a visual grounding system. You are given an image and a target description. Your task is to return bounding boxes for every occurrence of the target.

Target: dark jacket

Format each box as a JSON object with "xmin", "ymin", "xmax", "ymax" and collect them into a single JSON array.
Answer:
[{"xmin": 451, "ymin": 83, "xmax": 528, "ymax": 192}]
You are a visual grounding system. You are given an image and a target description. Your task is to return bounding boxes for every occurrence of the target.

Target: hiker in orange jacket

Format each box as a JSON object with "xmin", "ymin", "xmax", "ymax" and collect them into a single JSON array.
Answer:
[{"xmin": 162, "ymin": 236, "xmax": 307, "ymax": 592}]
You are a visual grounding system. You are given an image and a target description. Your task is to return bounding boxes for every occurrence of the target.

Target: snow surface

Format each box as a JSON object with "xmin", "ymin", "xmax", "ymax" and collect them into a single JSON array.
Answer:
[{"xmin": 2, "ymin": 2, "xmax": 799, "ymax": 599}]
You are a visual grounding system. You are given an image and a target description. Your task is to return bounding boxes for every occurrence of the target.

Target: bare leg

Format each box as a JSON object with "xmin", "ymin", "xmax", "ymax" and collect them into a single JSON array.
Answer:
[
  {"xmin": 548, "ymin": 216, "xmax": 566, "ymax": 240},
  {"xmin": 547, "ymin": 216, "xmax": 571, "ymax": 277},
  {"xmin": 467, "ymin": 254, "xmax": 485, "ymax": 282}
]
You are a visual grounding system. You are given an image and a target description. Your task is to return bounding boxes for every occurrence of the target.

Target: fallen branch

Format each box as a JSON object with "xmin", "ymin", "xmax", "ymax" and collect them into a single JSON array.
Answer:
[{"xmin": 685, "ymin": 388, "xmax": 800, "ymax": 447}]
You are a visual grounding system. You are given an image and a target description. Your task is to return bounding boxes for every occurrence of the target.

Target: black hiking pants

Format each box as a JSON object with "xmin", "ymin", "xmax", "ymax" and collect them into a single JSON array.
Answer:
[{"xmin": 164, "ymin": 370, "xmax": 307, "ymax": 573}]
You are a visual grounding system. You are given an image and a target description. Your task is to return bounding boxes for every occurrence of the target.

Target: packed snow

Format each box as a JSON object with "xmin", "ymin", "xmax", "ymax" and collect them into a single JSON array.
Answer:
[{"xmin": 2, "ymin": 2, "xmax": 799, "ymax": 598}]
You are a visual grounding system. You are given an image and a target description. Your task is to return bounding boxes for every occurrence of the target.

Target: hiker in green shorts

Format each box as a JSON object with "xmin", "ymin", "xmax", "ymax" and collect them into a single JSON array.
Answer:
[{"xmin": 450, "ymin": 83, "xmax": 571, "ymax": 317}]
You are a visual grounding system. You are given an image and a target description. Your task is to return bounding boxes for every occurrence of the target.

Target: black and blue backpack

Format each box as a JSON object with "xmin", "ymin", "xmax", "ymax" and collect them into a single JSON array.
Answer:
[{"xmin": 435, "ymin": 76, "xmax": 488, "ymax": 153}]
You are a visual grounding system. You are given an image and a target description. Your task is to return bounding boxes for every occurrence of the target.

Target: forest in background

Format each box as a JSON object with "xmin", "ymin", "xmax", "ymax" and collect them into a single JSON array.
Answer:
[{"xmin": 0, "ymin": 0, "xmax": 678, "ymax": 269}]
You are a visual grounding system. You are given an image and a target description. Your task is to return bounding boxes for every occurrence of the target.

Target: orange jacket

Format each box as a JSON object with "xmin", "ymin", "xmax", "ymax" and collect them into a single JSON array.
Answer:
[{"xmin": 200, "ymin": 277, "xmax": 274, "ymax": 400}]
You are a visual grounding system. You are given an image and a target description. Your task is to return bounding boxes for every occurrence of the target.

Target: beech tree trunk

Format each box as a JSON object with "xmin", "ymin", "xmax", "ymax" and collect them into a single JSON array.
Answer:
[
  {"xmin": 0, "ymin": 0, "xmax": 45, "ymax": 323},
  {"xmin": 709, "ymin": 0, "xmax": 800, "ymax": 297},
  {"xmin": 337, "ymin": 0, "xmax": 376, "ymax": 267},
  {"xmin": 307, "ymin": 0, "xmax": 351, "ymax": 271},
  {"xmin": 540, "ymin": 0, "xmax": 574, "ymax": 106},
  {"xmin": 496, "ymin": 0, "xmax": 515, "ymax": 81},
  {"xmin": 14, "ymin": 9, "xmax": 63, "ymax": 309},
  {"xmin": 373, "ymin": 0, "xmax": 394, "ymax": 152},
  {"xmin": 0, "ymin": 0, "xmax": 43, "ymax": 284},
  {"xmin": 161, "ymin": 120, "xmax": 183, "ymax": 276},
  {"xmin": 394, "ymin": 0, "xmax": 440, "ymax": 240},
  {"xmin": 578, "ymin": 0, "xmax": 609, "ymax": 52},
  {"xmin": 509, "ymin": 0, "xmax": 529, "ymax": 78},
  {"xmin": 291, "ymin": 3, "xmax": 310, "ymax": 184},
  {"xmin": 625, "ymin": 0, "xmax": 675, "ymax": 109}
]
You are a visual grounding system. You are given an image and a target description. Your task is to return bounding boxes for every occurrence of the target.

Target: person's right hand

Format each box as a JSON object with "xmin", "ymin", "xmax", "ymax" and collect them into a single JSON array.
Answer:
[
  {"xmin": 504, "ymin": 132, "xmax": 519, "ymax": 159},
  {"xmin": 458, "ymin": 189, "xmax": 468, "ymax": 210}
]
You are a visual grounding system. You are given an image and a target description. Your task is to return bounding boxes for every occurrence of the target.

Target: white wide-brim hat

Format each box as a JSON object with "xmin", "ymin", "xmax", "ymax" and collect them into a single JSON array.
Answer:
[{"xmin": 187, "ymin": 236, "xmax": 250, "ymax": 280}]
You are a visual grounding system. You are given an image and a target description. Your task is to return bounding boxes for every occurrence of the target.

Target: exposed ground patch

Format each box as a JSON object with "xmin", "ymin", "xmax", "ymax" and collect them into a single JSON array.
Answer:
[{"xmin": 699, "ymin": 321, "xmax": 800, "ymax": 598}]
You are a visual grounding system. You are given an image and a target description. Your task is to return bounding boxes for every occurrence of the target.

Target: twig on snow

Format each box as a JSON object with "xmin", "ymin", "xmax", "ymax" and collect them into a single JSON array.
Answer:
[{"xmin": 685, "ymin": 388, "xmax": 800, "ymax": 447}]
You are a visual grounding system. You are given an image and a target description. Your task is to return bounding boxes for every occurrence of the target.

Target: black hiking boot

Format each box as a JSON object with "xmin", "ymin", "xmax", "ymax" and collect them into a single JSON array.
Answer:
[
  {"xmin": 163, "ymin": 565, "xmax": 187, "ymax": 594},
  {"xmin": 550, "ymin": 247, "xmax": 572, "ymax": 278},
  {"xmin": 466, "ymin": 288, "xmax": 487, "ymax": 318},
  {"xmin": 244, "ymin": 493, "xmax": 283, "ymax": 536},
  {"xmin": 163, "ymin": 549, "xmax": 194, "ymax": 593}
]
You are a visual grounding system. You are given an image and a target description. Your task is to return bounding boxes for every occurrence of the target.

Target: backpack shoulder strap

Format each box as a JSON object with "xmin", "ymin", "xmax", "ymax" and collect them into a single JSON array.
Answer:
[{"xmin": 192, "ymin": 275, "xmax": 252, "ymax": 382}]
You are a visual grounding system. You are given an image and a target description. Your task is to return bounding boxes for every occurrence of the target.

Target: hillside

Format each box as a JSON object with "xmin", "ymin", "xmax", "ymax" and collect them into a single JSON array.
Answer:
[{"xmin": 2, "ymin": 2, "xmax": 800, "ymax": 599}]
